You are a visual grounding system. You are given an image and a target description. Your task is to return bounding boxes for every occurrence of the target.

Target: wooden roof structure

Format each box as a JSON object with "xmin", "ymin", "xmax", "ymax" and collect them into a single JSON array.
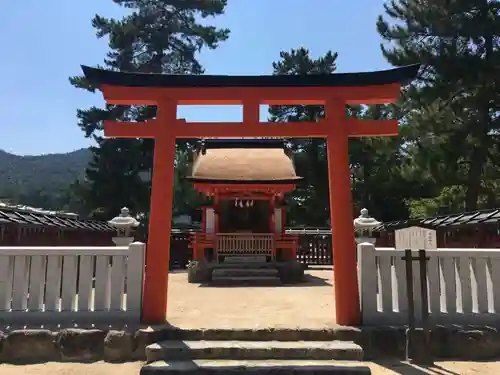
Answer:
[
  {"xmin": 282, "ymin": 209, "xmax": 500, "ymax": 234},
  {"xmin": 373, "ymin": 208, "xmax": 500, "ymax": 232},
  {"xmin": 0, "ymin": 206, "xmax": 114, "ymax": 232}
]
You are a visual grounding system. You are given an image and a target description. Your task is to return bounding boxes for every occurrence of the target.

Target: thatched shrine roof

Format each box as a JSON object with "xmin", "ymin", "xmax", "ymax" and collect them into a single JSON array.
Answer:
[{"xmin": 187, "ymin": 139, "xmax": 302, "ymax": 184}]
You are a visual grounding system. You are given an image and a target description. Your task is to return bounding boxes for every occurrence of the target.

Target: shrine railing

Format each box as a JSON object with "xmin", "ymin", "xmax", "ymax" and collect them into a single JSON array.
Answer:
[
  {"xmin": 176, "ymin": 230, "xmax": 333, "ymax": 268},
  {"xmin": 216, "ymin": 233, "xmax": 274, "ymax": 256}
]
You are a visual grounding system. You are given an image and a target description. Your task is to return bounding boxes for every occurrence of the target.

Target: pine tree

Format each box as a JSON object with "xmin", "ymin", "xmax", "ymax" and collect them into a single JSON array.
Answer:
[
  {"xmin": 70, "ymin": 0, "xmax": 230, "ymax": 218},
  {"xmin": 268, "ymin": 48, "xmax": 338, "ymax": 226},
  {"xmin": 377, "ymin": 0, "xmax": 500, "ymax": 212},
  {"xmin": 268, "ymin": 48, "xmax": 418, "ymax": 224},
  {"xmin": 173, "ymin": 147, "xmax": 203, "ymax": 217},
  {"xmin": 349, "ymin": 104, "xmax": 426, "ymax": 221}
]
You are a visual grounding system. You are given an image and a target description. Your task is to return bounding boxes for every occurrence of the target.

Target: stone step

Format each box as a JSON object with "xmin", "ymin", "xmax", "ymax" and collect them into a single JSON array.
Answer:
[
  {"xmin": 210, "ymin": 275, "xmax": 282, "ymax": 286},
  {"xmin": 212, "ymin": 268, "xmax": 278, "ymax": 277},
  {"xmin": 145, "ymin": 340, "xmax": 363, "ymax": 362},
  {"xmin": 211, "ymin": 262, "xmax": 276, "ymax": 269},
  {"xmin": 138, "ymin": 327, "xmax": 361, "ymax": 342},
  {"xmin": 141, "ymin": 360, "xmax": 371, "ymax": 374}
]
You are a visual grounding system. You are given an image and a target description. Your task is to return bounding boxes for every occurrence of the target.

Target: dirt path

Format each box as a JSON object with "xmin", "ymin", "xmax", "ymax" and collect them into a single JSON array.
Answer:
[
  {"xmin": 2, "ymin": 360, "xmax": 500, "ymax": 375},
  {"xmin": 166, "ymin": 269, "xmax": 338, "ymax": 329}
]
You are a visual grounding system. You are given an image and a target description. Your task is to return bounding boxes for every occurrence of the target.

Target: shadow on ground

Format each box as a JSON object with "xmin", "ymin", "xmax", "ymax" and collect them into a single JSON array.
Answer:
[
  {"xmin": 197, "ymin": 273, "xmax": 331, "ymax": 288},
  {"xmin": 375, "ymin": 360, "xmax": 463, "ymax": 375}
]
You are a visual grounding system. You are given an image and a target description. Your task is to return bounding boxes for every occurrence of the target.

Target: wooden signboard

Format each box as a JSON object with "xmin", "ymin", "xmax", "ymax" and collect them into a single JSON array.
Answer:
[{"xmin": 395, "ymin": 226, "xmax": 437, "ymax": 250}]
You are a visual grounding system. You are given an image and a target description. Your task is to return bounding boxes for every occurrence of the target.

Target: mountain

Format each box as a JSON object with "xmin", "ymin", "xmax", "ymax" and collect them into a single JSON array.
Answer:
[{"xmin": 0, "ymin": 148, "xmax": 92, "ymax": 211}]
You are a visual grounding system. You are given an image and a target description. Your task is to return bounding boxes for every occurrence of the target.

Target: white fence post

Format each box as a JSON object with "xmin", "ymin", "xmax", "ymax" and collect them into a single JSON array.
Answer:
[
  {"xmin": 358, "ymin": 242, "xmax": 378, "ymax": 324},
  {"xmin": 126, "ymin": 242, "xmax": 146, "ymax": 317}
]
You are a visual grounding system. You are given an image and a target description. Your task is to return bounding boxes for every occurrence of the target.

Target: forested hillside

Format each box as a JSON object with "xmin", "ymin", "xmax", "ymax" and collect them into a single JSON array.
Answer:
[{"xmin": 0, "ymin": 148, "xmax": 91, "ymax": 211}]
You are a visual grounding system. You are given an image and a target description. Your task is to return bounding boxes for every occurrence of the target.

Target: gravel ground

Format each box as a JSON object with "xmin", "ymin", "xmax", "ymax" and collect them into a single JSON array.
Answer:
[
  {"xmin": 166, "ymin": 269, "xmax": 338, "ymax": 329},
  {"xmin": 3, "ymin": 360, "xmax": 500, "ymax": 375}
]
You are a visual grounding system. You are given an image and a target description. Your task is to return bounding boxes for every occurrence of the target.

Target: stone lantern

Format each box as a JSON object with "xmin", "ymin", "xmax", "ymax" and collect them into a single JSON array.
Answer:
[
  {"xmin": 353, "ymin": 208, "xmax": 381, "ymax": 245},
  {"xmin": 108, "ymin": 207, "xmax": 140, "ymax": 246}
]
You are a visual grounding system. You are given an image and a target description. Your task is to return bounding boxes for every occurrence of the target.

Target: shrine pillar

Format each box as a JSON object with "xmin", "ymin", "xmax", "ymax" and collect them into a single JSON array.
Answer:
[
  {"xmin": 325, "ymin": 99, "xmax": 360, "ymax": 326},
  {"xmin": 141, "ymin": 101, "xmax": 177, "ymax": 324},
  {"xmin": 213, "ymin": 196, "xmax": 220, "ymax": 233}
]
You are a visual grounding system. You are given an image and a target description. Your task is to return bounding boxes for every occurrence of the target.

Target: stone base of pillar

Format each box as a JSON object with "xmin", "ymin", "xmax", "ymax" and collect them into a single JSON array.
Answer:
[
  {"xmin": 276, "ymin": 260, "xmax": 305, "ymax": 284},
  {"xmin": 112, "ymin": 237, "xmax": 135, "ymax": 246},
  {"xmin": 355, "ymin": 237, "xmax": 376, "ymax": 245},
  {"xmin": 187, "ymin": 258, "xmax": 213, "ymax": 283}
]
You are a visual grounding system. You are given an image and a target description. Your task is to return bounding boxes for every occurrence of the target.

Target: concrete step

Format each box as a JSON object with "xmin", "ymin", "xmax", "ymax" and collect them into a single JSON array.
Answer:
[
  {"xmin": 141, "ymin": 360, "xmax": 371, "ymax": 374},
  {"xmin": 145, "ymin": 340, "xmax": 363, "ymax": 362},
  {"xmin": 212, "ymin": 268, "xmax": 278, "ymax": 277}
]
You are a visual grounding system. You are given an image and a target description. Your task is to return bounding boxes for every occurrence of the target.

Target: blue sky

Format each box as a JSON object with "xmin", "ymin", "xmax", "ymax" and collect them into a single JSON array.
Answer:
[{"xmin": 1, "ymin": 0, "xmax": 391, "ymax": 155}]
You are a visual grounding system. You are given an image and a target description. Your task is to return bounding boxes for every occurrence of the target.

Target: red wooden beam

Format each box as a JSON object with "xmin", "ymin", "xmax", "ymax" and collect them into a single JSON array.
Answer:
[
  {"xmin": 104, "ymin": 118, "xmax": 399, "ymax": 139},
  {"xmin": 101, "ymin": 85, "xmax": 162, "ymax": 105},
  {"xmin": 100, "ymin": 84, "xmax": 402, "ymax": 106},
  {"xmin": 193, "ymin": 183, "xmax": 297, "ymax": 196},
  {"xmin": 103, "ymin": 120, "xmax": 157, "ymax": 138},
  {"xmin": 172, "ymin": 120, "xmax": 329, "ymax": 138}
]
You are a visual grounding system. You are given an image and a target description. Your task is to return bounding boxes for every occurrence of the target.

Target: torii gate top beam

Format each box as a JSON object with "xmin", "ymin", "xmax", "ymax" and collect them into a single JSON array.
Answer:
[{"xmin": 81, "ymin": 64, "xmax": 420, "ymax": 106}]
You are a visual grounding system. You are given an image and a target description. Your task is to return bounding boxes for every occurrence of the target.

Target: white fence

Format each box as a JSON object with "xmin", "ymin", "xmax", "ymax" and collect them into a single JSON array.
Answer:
[
  {"xmin": 0, "ymin": 242, "xmax": 145, "ymax": 324},
  {"xmin": 358, "ymin": 243, "xmax": 500, "ymax": 326}
]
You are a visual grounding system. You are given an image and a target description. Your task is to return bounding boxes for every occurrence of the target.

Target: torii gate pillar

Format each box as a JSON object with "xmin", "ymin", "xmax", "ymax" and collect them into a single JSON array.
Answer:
[
  {"xmin": 141, "ymin": 101, "xmax": 177, "ymax": 323},
  {"xmin": 325, "ymin": 99, "xmax": 359, "ymax": 324}
]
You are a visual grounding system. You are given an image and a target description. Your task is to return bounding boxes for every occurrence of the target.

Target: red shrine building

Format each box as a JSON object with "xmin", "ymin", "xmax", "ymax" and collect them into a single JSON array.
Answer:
[{"xmin": 186, "ymin": 139, "xmax": 302, "ymax": 283}]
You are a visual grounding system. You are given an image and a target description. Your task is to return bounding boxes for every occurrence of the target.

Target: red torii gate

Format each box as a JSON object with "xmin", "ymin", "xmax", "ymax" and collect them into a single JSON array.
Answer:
[{"xmin": 82, "ymin": 64, "xmax": 420, "ymax": 326}]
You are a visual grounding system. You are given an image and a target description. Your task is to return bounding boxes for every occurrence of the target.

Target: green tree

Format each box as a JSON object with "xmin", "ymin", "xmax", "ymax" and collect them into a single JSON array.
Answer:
[
  {"xmin": 173, "ymin": 148, "xmax": 203, "ymax": 217},
  {"xmin": 70, "ymin": 0, "xmax": 230, "ymax": 218},
  {"xmin": 348, "ymin": 104, "xmax": 426, "ymax": 221},
  {"xmin": 268, "ymin": 48, "xmax": 337, "ymax": 226},
  {"xmin": 74, "ymin": 139, "xmax": 148, "ymax": 220},
  {"xmin": 268, "ymin": 48, "xmax": 416, "ymax": 224},
  {"xmin": 377, "ymin": 0, "xmax": 500, "ymax": 212}
]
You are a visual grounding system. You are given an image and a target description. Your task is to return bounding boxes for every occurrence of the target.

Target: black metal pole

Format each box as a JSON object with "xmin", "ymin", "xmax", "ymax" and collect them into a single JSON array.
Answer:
[
  {"xmin": 404, "ymin": 249, "xmax": 415, "ymax": 361},
  {"xmin": 419, "ymin": 249, "xmax": 432, "ymax": 364}
]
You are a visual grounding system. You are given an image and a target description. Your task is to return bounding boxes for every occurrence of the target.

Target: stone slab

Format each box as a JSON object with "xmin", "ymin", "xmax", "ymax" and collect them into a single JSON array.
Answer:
[
  {"xmin": 145, "ymin": 340, "xmax": 363, "ymax": 362},
  {"xmin": 141, "ymin": 360, "xmax": 372, "ymax": 374},
  {"xmin": 210, "ymin": 276, "xmax": 281, "ymax": 282},
  {"xmin": 212, "ymin": 268, "xmax": 278, "ymax": 277},
  {"xmin": 210, "ymin": 262, "xmax": 277, "ymax": 269}
]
